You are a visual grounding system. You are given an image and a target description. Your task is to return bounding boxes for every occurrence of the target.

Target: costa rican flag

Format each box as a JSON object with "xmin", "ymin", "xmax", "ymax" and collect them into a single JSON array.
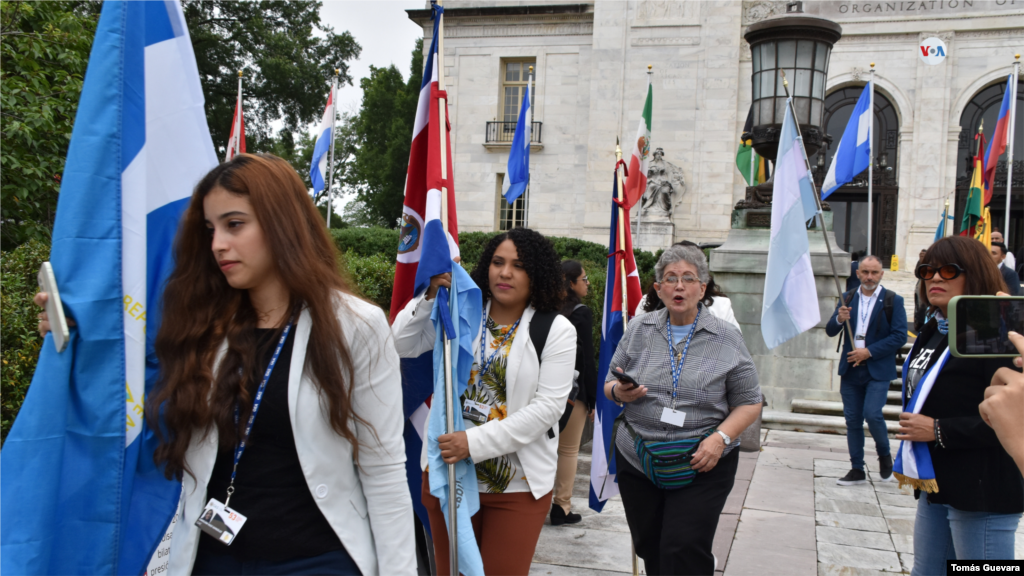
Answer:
[
  {"xmin": 0, "ymin": 2, "xmax": 218, "ymax": 575},
  {"xmin": 309, "ymin": 86, "xmax": 336, "ymax": 197},
  {"xmin": 589, "ymin": 167, "xmax": 643, "ymax": 512}
]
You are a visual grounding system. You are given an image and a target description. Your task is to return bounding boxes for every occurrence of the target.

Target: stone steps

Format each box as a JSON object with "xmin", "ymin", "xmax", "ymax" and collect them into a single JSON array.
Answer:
[
  {"xmin": 792, "ymin": 399, "xmax": 901, "ymax": 420},
  {"xmin": 762, "ymin": 409, "xmax": 899, "ymax": 435}
]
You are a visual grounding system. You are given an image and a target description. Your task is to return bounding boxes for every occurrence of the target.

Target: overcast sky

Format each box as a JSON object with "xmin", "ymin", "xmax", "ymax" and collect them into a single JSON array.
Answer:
[{"xmin": 319, "ymin": 1, "xmax": 426, "ymax": 117}]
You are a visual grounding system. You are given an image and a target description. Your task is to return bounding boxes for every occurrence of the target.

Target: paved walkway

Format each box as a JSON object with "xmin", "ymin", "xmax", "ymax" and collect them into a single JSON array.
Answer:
[{"xmin": 530, "ymin": 429, "xmax": 1024, "ymax": 576}]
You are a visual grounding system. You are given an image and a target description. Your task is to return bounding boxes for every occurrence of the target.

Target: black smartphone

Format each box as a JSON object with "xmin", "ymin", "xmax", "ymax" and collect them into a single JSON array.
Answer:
[
  {"xmin": 948, "ymin": 295, "xmax": 1024, "ymax": 358},
  {"xmin": 613, "ymin": 369, "xmax": 641, "ymax": 390}
]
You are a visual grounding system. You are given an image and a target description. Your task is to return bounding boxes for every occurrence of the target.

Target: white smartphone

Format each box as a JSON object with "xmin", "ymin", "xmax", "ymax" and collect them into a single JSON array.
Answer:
[{"xmin": 38, "ymin": 262, "xmax": 70, "ymax": 353}]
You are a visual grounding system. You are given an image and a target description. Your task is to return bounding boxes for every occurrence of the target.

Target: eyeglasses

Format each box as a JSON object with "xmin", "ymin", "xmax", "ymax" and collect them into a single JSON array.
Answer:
[
  {"xmin": 581, "ymin": 276, "xmax": 590, "ymax": 284},
  {"xmin": 915, "ymin": 263, "xmax": 964, "ymax": 281},
  {"xmin": 660, "ymin": 275, "xmax": 701, "ymax": 286}
]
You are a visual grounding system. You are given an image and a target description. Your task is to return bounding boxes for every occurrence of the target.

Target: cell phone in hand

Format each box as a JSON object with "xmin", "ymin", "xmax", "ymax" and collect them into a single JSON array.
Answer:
[
  {"xmin": 614, "ymin": 369, "xmax": 641, "ymax": 390},
  {"xmin": 947, "ymin": 295, "xmax": 1024, "ymax": 358},
  {"xmin": 38, "ymin": 262, "xmax": 70, "ymax": 353}
]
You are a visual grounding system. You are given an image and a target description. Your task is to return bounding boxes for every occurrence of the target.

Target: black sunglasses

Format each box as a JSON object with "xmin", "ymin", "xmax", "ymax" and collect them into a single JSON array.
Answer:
[{"xmin": 915, "ymin": 263, "xmax": 964, "ymax": 281}]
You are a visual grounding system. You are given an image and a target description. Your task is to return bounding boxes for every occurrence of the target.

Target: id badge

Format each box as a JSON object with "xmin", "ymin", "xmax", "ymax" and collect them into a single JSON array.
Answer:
[
  {"xmin": 854, "ymin": 335, "xmax": 866, "ymax": 349},
  {"xmin": 660, "ymin": 407, "xmax": 686, "ymax": 427},
  {"xmin": 195, "ymin": 498, "xmax": 247, "ymax": 546},
  {"xmin": 462, "ymin": 399, "xmax": 490, "ymax": 424}
]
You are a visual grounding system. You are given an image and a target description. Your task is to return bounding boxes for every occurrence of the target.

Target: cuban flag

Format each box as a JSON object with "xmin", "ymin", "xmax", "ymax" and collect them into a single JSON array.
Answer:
[
  {"xmin": 389, "ymin": 3, "xmax": 464, "ymax": 540},
  {"xmin": 310, "ymin": 85, "xmax": 336, "ymax": 197},
  {"xmin": 589, "ymin": 167, "xmax": 643, "ymax": 513},
  {"xmin": 982, "ymin": 74, "xmax": 1015, "ymax": 204},
  {"xmin": 821, "ymin": 80, "xmax": 872, "ymax": 199},
  {"xmin": 761, "ymin": 98, "xmax": 821, "ymax": 349},
  {"xmin": 501, "ymin": 77, "xmax": 531, "ymax": 204},
  {"xmin": 0, "ymin": 2, "xmax": 218, "ymax": 575}
]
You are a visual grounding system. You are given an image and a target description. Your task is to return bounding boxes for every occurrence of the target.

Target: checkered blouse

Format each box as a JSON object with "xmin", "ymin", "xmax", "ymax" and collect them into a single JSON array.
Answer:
[{"xmin": 606, "ymin": 306, "xmax": 761, "ymax": 472}]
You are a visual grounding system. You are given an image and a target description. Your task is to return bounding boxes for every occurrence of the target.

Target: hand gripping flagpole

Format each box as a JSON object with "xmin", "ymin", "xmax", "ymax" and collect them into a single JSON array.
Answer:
[
  {"xmin": 325, "ymin": 69, "xmax": 339, "ymax": 230},
  {"xmin": 434, "ymin": 3, "xmax": 460, "ymax": 574},
  {"xmin": 1005, "ymin": 54, "xmax": 1020, "ymax": 238},
  {"xmin": 780, "ymin": 70, "xmax": 855, "ymax": 344}
]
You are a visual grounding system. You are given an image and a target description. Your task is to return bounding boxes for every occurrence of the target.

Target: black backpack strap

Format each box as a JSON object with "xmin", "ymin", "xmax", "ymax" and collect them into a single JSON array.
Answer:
[
  {"xmin": 883, "ymin": 289, "xmax": 896, "ymax": 325},
  {"xmin": 529, "ymin": 311, "xmax": 559, "ymax": 439}
]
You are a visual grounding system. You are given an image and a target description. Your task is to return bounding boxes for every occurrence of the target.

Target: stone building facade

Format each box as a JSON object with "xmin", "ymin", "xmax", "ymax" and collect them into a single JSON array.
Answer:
[{"xmin": 409, "ymin": 0, "xmax": 1024, "ymax": 262}]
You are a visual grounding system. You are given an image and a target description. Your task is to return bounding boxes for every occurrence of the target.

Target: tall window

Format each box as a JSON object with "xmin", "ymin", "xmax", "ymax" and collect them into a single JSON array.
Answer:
[
  {"xmin": 500, "ymin": 60, "xmax": 535, "ymax": 124},
  {"xmin": 496, "ymin": 174, "xmax": 528, "ymax": 231}
]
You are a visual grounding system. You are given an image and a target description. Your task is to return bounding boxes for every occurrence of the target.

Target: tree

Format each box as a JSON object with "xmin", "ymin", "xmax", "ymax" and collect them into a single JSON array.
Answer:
[
  {"xmin": 0, "ymin": 1, "xmax": 96, "ymax": 249},
  {"xmin": 348, "ymin": 38, "xmax": 423, "ymax": 228},
  {"xmin": 182, "ymin": 1, "xmax": 361, "ymax": 155}
]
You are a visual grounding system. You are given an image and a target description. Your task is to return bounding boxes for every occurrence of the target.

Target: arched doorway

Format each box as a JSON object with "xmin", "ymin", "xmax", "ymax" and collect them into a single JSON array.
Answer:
[
  {"xmin": 954, "ymin": 79, "xmax": 1024, "ymax": 256},
  {"xmin": 808, "ymin": 86, "xmax": 901, "ymax": 262}
]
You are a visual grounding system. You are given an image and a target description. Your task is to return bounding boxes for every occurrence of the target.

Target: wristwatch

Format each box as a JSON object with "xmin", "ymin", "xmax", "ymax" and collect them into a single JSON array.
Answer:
[{"xmin": 716, "ymin": 430, "xmax": 732, "ymax": 445}]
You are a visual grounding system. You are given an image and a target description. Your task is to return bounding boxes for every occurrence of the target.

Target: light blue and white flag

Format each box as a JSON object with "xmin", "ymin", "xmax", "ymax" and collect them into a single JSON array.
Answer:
[
  {"xmin": 427, "ymin": 265, "xmax": 484, "ymax": 576},
  {"xmin": 893, "ymin": 348, "xmax": 950, "ymax": 493},
  {"xmin": 501, "ymin": 75, "xmax": 532, "ymax": 204},
  {"xmin": 821, "ymin": 81, "xmax": 872, "ymax": 199},
  {"xmin": 0, "ymin": 2, "xmax": 218, "ymax": 575},
  {"xmin": 761, "ymin": 98, "xmax": 821, "ymax": 350},
  {"xmin": 310, "ymin": 86, "xmax": 336, "ymax": 197}
]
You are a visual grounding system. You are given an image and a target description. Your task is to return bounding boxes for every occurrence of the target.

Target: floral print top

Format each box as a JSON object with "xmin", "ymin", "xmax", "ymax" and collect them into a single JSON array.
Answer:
[{"xmin": 462, "ymin": 316, "xmax": 530, "ymax": 494}]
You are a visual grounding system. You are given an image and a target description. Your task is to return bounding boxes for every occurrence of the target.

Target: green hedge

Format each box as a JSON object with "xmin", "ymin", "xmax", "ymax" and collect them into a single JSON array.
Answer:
[
  {"xmin": 0, "ymin": 228, "xmax": 659, "ymax": 443},
  {"xmin": 1, "ymin": 240, "xmax": 50, "ymax": 443}
]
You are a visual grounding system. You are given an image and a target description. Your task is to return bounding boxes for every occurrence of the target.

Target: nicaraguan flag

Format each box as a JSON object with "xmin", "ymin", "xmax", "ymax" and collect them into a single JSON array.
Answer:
[
  {"xmin": 589, "ymin": 169, "xmax": 643, "ymax": 513},
  {"xmin": 501, "ymin": 78, "xmax": 531, "ymax": 204},
  {"xmin": 0, "ymin": 2, "xmax": 218, "ymax": 575},
  {"xmin": 821, "ymin": 81, "xmax": 872, "ymax": 199},
  {"xmin": 761, "ymin": 98, "xmax": 820, "ymax": 350},
  {"xmin": 310, "ymin": 86, "xmax": 336, "ymax": 197}
]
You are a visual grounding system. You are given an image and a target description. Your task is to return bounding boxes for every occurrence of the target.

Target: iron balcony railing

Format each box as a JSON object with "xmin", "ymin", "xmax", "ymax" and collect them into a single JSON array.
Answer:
[{"xmin": 485, "ymin": 121, "xmax": 543, "ymax": 144}]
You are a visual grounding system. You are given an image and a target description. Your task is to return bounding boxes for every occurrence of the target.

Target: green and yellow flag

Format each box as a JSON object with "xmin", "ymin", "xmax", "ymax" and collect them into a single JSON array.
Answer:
[
  {"xmin": 960, "ymin": 147, "xmax": 984, "ymax": 238},
  {"xmin": 736, "ymin": 106, "xmax": 766, "ymax": 186}
]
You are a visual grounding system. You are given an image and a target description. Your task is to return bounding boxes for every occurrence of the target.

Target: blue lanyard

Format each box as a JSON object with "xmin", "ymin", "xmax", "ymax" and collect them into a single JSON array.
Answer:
[
  {"xmin": 664, "ymin": 307, "xmax": 700, "ymax": 410},
  {"xmin": 858, "ymin": 291, "xmax": 877, "ymax": 334},
  {"xmin": 225, "ymin": 318, "xmax": 293, "ymax": 507},
  {"xmin": 479, "ymin": 316, "xmax": 520, "ymax": 376}
]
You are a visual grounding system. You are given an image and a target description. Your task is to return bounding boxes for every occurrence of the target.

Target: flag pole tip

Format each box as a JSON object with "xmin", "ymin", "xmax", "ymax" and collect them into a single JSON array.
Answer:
[
  {"xmin": 870, "ymin": 62, "xmax": 875, "ymax": 68},
  {"xmin": 648, "ymin": 64, "xmax": 653, "ymax": 71},
  {"xmin": 529, "ymin": 65, "xmax": 533, "ymax": 73},
  {"xmin": 1016, "ymin": 53, "xmax": 1021, "ymax": 60},
  {"xmin": 238, "ymin": 70, "xmax": 243, "ymax": 77},
  {"xmin": 335, "ymin": 68, "xmax": 340, "ymax": 75}
]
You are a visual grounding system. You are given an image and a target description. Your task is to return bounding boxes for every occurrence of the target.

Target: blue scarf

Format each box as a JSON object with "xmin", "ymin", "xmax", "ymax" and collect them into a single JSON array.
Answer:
[{"xmin": 892, "ymin": 344, "xmax": 951, "ymax": 493}]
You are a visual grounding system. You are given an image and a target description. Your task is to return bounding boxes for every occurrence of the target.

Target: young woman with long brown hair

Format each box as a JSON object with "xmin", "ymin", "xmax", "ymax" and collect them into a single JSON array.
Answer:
[{"xmin": 40, "ymin": 154, "xmax": 415, "ymax": 575}]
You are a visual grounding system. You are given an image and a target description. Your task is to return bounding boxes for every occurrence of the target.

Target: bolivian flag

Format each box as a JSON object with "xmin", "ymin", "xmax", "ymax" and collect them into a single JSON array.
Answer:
[{"xmin": 960, "ymin": 151, "xmax": 984, "ymax": 239}]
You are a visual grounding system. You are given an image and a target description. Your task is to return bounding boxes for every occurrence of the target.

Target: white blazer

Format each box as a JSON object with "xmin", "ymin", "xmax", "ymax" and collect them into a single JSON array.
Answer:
[
  {"xmin": 167, "ymin": 293, "xmax": 415, "ymax": 576},
  {"xmin": 391, "ymin": 293, "xmax": 576, "ymax": 500}
]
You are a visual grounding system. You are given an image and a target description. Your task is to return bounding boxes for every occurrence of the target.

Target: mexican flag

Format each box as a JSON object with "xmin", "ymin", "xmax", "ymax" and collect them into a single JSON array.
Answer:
[
  {"xmin": 960, "ymin": 151, "xmax": 985, "ymax": 238},
  {"xmin": 623, "ymin": 75, "xmax": 652, "ymax": 209}
]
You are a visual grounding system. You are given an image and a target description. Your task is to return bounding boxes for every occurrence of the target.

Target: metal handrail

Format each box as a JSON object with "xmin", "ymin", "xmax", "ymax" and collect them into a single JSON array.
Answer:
[{"xmin": 484, "ymin": 121, "xmax": 542, "ymax": 144}]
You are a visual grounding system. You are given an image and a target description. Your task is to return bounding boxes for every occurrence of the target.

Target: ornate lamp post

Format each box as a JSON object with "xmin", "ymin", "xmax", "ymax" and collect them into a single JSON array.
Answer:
[{"xmin": 739, "ymin": 2, "xmax": 842, "ymax": 208}]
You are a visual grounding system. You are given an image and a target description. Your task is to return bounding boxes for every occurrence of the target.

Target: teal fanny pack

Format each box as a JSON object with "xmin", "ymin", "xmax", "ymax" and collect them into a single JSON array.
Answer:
[{"xmin": 614, "ymin": 416, "xmax": 714, "ymax": 490}]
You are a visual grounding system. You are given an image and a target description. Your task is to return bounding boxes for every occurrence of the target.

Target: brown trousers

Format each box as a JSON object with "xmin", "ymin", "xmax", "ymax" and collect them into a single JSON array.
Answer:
[{"xmin": 422, "ymin": 471, "xmax": 551, "ymax": 576}]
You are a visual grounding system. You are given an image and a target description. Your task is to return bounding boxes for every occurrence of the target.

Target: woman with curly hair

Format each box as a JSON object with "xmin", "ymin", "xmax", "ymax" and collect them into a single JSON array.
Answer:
[{"xmin": 391, "ymin": 227, "xmax": 577, "ymax": 575}]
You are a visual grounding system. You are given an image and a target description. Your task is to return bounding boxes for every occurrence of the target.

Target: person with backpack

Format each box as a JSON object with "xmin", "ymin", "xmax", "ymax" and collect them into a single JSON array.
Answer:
[
  {"xmin": 550, "ymin": 260, "xmax": 598, "ymax": 526},
  {"xmin": 825, "ymin": 254, "xmax": 908, "ymax": 486},
  {"xmin": 391, "ymin": 228, "xmax": 577, "ymax": 576}
]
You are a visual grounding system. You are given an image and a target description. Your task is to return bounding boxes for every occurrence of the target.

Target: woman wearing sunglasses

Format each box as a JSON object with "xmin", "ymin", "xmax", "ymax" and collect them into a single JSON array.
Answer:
[{"xmin": 899, "ymin": 236, "xmax": 1021, "ymax": 575}]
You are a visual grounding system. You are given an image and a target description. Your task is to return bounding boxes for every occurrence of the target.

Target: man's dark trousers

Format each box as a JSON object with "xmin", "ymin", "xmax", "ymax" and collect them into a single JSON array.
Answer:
[{"xmin": 825, "ymin": 287, "xmax": 908, "ymax": 471}]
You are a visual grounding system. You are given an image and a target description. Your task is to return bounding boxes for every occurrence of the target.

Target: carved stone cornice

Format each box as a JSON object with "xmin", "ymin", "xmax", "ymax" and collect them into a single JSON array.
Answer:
[
  {"xmin": 631, "ymin": 36, "xmax": 701, "ymax": 47},
  {"xmin": 918, "ymin": 30, "xmax": 955, "ymax": 43},
  {"xmin": 742, "ymin": 1, "xmax": 788, "ymax": 25},
  {"xmin": 838, "ymin": 33, "xmax": 917, "ymax": 44},
  {"xmin": 957, "ymin": 28, "xmax": 1024, "ymax": 39},
  {"xmin": 441, "ymin": 21, "xmax": 594, "ymax": 38}
]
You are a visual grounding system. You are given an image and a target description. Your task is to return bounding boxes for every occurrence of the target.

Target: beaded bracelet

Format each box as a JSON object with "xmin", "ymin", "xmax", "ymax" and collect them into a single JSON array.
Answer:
[
  {"xmin": 610, "ymin": 383, "xmax": 623, "ymax": 406},
  {"xmin": 934, "ymin": 419, "xmax": 947, "ymax": 449}
]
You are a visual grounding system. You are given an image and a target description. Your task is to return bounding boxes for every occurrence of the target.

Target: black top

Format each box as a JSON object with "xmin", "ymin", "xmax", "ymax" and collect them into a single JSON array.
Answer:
[
  {"xmin": 565, "ymin": 305, "xmax": 598, "ymax": 410},
  {"xmin": 199, "ymin": 328, "xmax": 344, "ymax": 561},
  {"xmin": 1000, "ymin": 264, "xmax": 1022, "ymax": 296},
  {"xmin": 906, "ymin": 321, "xmax": 1023, "ymax": 514}
]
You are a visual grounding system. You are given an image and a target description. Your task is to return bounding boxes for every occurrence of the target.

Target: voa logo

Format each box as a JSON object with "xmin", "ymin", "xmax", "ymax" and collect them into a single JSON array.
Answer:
[{"xmin": 919, "ymin": 37, "xmax": 948, "ymax": 65}]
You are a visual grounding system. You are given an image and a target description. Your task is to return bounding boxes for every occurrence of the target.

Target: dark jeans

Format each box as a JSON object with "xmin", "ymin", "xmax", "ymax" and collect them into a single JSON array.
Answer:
[
  {"xmin": 616, "ymin": 447, "xmax": 739, "ymax": 576},
  {"xmin": 192, "ymin": 548, "xmax": 361, "ymax": 576},
  {"xmin": 840, "ymin": 375, "xmax": 891, "ymax": 470}
]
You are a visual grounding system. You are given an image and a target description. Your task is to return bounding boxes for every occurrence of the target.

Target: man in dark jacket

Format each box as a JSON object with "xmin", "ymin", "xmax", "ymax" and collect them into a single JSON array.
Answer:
[
  {"xmin": 990, "ymin": 242, "xmax": 1022, "ymax": 296},
  {"xmin": 825, "ymin": 256, "xmax": 908, "ymax": 486}
]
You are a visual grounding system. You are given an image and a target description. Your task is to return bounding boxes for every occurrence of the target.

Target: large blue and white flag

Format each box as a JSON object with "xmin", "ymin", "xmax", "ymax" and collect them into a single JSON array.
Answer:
[
  {"xmin": 761, "ymin": 98, "xmax": 821, "ymax": 350},
  {"xmin": 426, "ymin": 266, "xmax": 484, "ymax": 576},
  {"xmin": 501, "ymin": 75, "xmax": 532, "ymax": 204},
  {"xmin": 821, "ymin": 81, "xmax": 872, "ymax": 199},
  {"xmin": 310, "ymin": 86, "xmax": 336, "ymax": 197},
  {"xmin": 0, "ymin": 2, "xmax": 218, "ymax": 575}
]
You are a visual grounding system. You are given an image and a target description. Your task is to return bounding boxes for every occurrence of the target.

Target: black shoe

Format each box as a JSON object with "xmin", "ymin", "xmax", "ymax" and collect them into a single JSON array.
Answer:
[
  {"xmin": 878, "ymin": 454, "xmax": 894, "ymax": 482},
  {"xmin": 550, "ymin": 504, "xmax": 582, "ymax": 526},
  {"xmin": 836, "ymin": 469, "xmax": 867, "ymax": 485}
]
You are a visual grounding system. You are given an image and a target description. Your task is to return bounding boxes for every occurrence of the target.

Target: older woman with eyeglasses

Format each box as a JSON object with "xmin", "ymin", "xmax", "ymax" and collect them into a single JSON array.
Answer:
[
  {"xmin": 898, "ymin": 236, "xmax": 1021, "ymax": 576},
  {"xmin": 604, "ymin": 244, "xmax": 762, "ymax": 576}
]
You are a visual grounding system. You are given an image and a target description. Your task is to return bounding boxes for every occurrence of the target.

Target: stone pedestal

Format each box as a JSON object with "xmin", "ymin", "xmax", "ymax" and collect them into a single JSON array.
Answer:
[
  {"xmin": 631, "ymin": 220, "xmax": 674, "ymax": 252},
  {"xmin": 709, "ymin": 208, "xmax": 850, "ymax": 412}
]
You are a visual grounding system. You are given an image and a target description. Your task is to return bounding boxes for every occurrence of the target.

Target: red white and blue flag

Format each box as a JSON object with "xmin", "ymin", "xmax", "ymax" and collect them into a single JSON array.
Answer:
[
  {"xmin": 390, "ymin": 4, "xmax": 462, "ymax": 535},
  {"xmin": 982, "ymin": 74, "xmax": 1015, "ymax": 204},
  {"xmin": 589, "ymin": 165, "xmax": 643, "ymax": 512},
  {"xmin": 309, "ymin": 86, "xmax": 336, "ymax": 197}
]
